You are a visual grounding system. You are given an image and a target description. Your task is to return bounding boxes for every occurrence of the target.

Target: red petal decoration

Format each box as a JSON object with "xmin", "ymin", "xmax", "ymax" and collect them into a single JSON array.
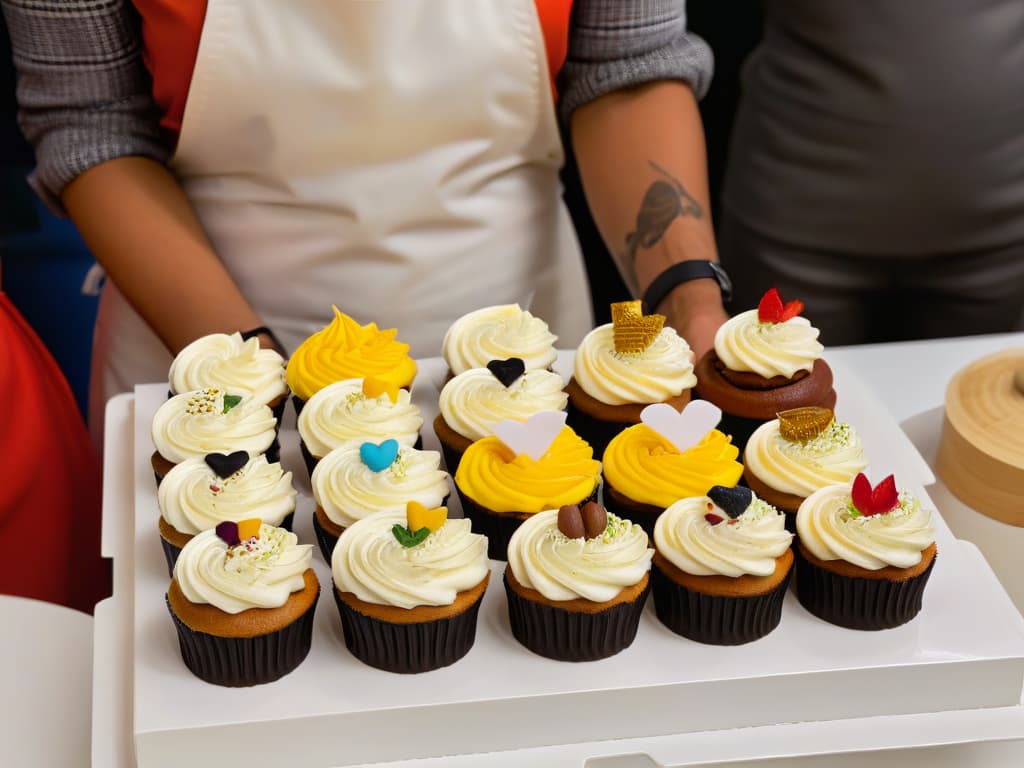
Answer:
[
  {"xmin": 757, "ymin": 288, "xmax": 783, "ymax": 323},
  {"xmin": 704, "ymin": 512, "xmax": 724, "ymax": 525},
  {"xmin": 851, "ymin": 472, "xmax": 899, "ymax": 516},
  {"xmin": 779, "ymin": 300, "xmax": 805, "ymax": 322}
]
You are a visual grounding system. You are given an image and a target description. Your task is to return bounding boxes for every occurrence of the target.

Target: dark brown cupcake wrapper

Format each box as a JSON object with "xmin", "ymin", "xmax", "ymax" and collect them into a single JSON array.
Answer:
[
  {"xmin": 600, "ymin": 483, "xmax": 664, "ymax": 539},
  {"xmin": 794, "ymin": 546, "xmax": 936, "ymax": 630},
  {"xmin": 333, "ymin": 588, "xmax": 484, "ymax": 674},
  {"xmin": 312, "ymin": 511, "xmax": 340, "ymax": 564},
  {"xmin": 160, "ymin": 511, "xmax": 297, "ymax": 577},
  {"xmin": 165, "ymin": 585, "xmax": 319, "ymax": 687},
  {"xmin": 565, "ymin": 400, "xmax": 630, "ymax": 462},
  {"xmin": 300, "ymin": 434, "xmax": 425, "ymax": 483},
  {"xmin": 651, "ymin": 561, "xmax": 792, "ymax": 645},
  {"xmin": 456, "ymin": 484, "xmax": 599, "ymax": 561},
  {"xmin": 438, "ymin": 438, "xmax": 465, "ymax": 478},
  {"xmin": 503, "ymin": 572, "xmax": 650, "ymax": 661}
]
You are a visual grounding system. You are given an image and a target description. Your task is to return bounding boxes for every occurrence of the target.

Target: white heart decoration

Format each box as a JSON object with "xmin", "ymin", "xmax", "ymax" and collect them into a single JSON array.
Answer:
[
  {"xmin": 491, "ymin": 410, "xmax": 568, "ymax": 461},
  {"xmin": 640, "ymin": 400, "xmax": 722, "ymax": 453}
]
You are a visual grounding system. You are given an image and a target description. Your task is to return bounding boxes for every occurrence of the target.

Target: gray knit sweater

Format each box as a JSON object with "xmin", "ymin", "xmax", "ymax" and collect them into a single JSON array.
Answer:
[{"xmin": 2, "ymin": 0, "xmax": 713, "ymax": 208}]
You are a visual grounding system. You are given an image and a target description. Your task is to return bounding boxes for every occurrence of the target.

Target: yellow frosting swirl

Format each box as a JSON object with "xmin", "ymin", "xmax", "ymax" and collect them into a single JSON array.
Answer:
[
  {"xmin": 603, "ymin": 424, "xmax": 743, "ymax": 508},
  {"xmin": 714, "ymin": 308, "xmax": 823, "ymax": 379},
  {"xmin": 454, "ymin": 426, "xmax": 600, "ymax": 513},
  {"xmin": 285, "ymin": 306, "xmax": 417, "ymax": 401}
]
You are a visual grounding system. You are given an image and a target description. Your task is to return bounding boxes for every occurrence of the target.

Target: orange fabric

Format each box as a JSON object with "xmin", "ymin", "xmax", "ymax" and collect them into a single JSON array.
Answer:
[
  {"xmin": 134, "ymin": 0, "xmax": 573, "ymax": 134},
  {"xmin": 0, "ymin": 292, "xmax": 110, "ymax": 614}
]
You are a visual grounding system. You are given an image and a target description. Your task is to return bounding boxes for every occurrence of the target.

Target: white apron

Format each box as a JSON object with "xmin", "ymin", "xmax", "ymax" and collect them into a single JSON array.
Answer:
[{"xmin": 89, "ymin": 0, "xmax": 591, "ymax": 436}]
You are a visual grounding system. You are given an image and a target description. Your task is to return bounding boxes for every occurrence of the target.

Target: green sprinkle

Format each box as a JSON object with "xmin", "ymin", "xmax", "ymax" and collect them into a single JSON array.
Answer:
[
  {"xmin": 392, "ymin": 524, "xmax": 430, "ymax": 548},
  {"xmin": 222, "ymin": 394, "xmax": 243, "ymax": 413}
]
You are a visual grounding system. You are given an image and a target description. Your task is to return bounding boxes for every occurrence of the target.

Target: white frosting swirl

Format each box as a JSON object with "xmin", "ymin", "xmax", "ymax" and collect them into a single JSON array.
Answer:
[
  {"xmin": 438, "ymin": 368, "xmax": 567, "ymax": 441},
  {"xmin": 745, "ymin": 419, "xmax": 868, "ymax": 497},
  {"xmin": 151, "ymin": 388, "xmax": 277, "ymax": 464},
  {"xmin": 796, "ymin": 483, "xmax": 934, "ymax": 570},
  {"xmin": 297, "ymin": 378, "xmax": 423, "ymax": 458},
  {"xmin": 442, "ymin": 304, "xmax": 557, "ymax": 375},
  {"xmin": 507, "ymin": 509, "xmax": 652, "ymax": 602},
  {"xmin": 572, "ymin": 323, "xmax": 696, "ymax": 405},
  {"xmin": 655, "ymin": 495, "xmax": 793, "ymax": 577},
  {"xmin": 311, "ymin": 444, "xmax": 450, "ymax": 528},
  {"xmin": 158, "ymin": 454, "xmax": 297, "ymax": 535},
  {"xmin": 714, "ymin": 309, "xmax": 824, "ymax": 379},
  {"xmin": 332, "ymin": 512, "xmax": 489, "ymax": 609},
  {"xmin": 169, "ymin": 332, "xmax": 287, "ymax": 407},
  {"xmin": 174, "ymin": 524, "xmax": 313, "ymax": 614}
]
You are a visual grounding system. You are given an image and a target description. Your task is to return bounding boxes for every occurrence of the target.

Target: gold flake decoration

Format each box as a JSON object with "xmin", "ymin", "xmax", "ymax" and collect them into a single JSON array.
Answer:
[
  {"xmin": 778, "ymin": 407, "xmax": 835, "ymax": 443},
  {"xmin": 611, "ymin": 300, "xmax": 665, "ymax": 354}
]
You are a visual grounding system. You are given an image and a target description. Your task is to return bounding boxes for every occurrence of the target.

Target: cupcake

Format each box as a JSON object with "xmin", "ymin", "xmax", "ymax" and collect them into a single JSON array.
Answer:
[
  {"xmin": 168, "ymin": 332, "xmax": 289, "ymax": 423},
  {"xmin": 297, "ymin": 377, "xmax": 423, "ymax": 479},
  {"xmin": 744, "ymin": 407, "xmax": 868, "ymax": 531},
  {"xmin": 165, "ymin": 520, "xmax": 319, "ymax": 686},
  {"xmin": 567, "ymin": 300, "xmax": 696, "ymax": 459},
  {"xmin": 453, "ymin": 411, "xmax": 602, "ymax": 560},
  {"xmin": 157, "ymin": 452, "xmax": 297, "ymax": 574},
  {"xmin": 441, "ymin": 304, "xmax": 557, "ymax": 378},
  {"xmin": 504, "ymin": 502, "xmax": 652, "ymax": 661},
  {"xmin": 652, "ymin": 485, "xmax": 794, "ymax": 645},
  {"xmin": 602, "ymin": 400, "xmax": 744, "ymax": 536},
  {"xmin": 150, "ymin": 388, "xmax": 278, "ymax": 483},
  {"xmin": 310, "ymin": 440, "xmax": 450, "ymax": 561},
  {"xmin": 795, "ymin": 473, "xmax": 936, "ymax": 630},
  {"xmin": 694, "ymin": 288, "xmax": 837, "ymax": 450},
  {"xmin": 286, "ymin": 306, "xmax": 417, "ymax": 416},
  {"xmin": 331, "ymin": 504, "xmax": 490, "ymax": 673},
  {"xmin": 433, "ymin": 358, "xmax": 567, "ymax": 474}
]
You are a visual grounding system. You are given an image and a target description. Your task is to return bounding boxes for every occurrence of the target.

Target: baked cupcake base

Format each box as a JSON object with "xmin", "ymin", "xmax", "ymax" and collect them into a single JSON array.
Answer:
[
  {"xmin": 165, "ymin": 569, "xmax": 320, "ymax": 686},
  {"xmin": 504, "ymin": 569, "xmax": 650, "ymax": 662},
  {"xmin": 602, "ymin": 482, "xmax": 665, "ymax": 539},
  {"xmin": 312, "ymin": 506, "xmax": 345, "ymax": 563},
  {"xmin": 651, "ymin": 549, "xmax": 794, "ymax": 645},
  {"xmin": 742, "ymin": 470, "xmax": 804, "ymax": 533},
  {"xmin": 693, "ymin": 352, "xmax": 837, "ymax": 449},
  {"xmin": 333, "ymin": 574, "xmax": 490, "ymax": 674},
  {"xmin": 565, "ymin": 377, "xmax": 691, "ymax": 460},
  {"xmin": 456, "ymin": 485, "xmax": 599, "ymax": 561},
  {"xmin": 158, "ymin": 512, "xmax": 296, "ymax": 576},
  {"xmin": 795, "ymin": 541, "xmax": 937, "ymax": 630},
  {"xmin": 432, "ymin": 413, "xmax": 471, "ymax": 475}
]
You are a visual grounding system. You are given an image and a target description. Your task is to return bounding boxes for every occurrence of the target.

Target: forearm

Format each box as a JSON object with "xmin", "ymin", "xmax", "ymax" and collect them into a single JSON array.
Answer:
[
  {"xmin": 62, "ymin": 157, "xmax": 265, "ymax": 354},
  {"xmin": 571, "ymin": 80, "xmax": 726, "ymax": 356}
]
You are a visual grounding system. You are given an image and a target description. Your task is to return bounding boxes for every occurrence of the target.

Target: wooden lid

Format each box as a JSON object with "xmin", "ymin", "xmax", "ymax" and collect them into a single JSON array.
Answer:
[{"xmin": 935, "ymin": 348, "xmax": 1024, "ymax": 526}]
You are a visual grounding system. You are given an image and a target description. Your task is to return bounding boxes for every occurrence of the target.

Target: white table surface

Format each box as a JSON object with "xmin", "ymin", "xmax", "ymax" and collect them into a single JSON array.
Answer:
[
  {"xmin": 0, "ymin": 594, "xmax": 93, "ymax": 768},
  {"xmin": 75, "ymin": 330, "xmax": 1024, "ymax": 767}
]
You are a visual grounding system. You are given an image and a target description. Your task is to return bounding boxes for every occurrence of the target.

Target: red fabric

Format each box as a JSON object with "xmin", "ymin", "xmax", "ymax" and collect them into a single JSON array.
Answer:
[
  {"xmin": 134, "ymin": 0, "xmax": 574, "ymax": 133},
  {"xmin": 0, "ymin": 292, "xmax": 110, "ymax": 614}
]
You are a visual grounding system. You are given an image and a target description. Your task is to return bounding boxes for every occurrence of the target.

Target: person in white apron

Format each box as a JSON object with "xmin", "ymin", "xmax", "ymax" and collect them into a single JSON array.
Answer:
[{"xmin": 5, "ymin": 0, "xmax": 725, "ymax": 443}]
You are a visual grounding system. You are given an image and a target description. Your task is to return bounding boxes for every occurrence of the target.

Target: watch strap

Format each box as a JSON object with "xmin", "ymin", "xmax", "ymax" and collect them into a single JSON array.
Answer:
[{"xmin": 642, "ymin": 260, "xmax": 732, "ymax": 313}]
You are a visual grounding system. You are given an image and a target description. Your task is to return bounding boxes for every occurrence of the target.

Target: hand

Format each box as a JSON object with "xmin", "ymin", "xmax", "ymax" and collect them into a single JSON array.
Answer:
[{"xmin": 657, "ymin": 279, "xmax": 728, "ymax": 362}]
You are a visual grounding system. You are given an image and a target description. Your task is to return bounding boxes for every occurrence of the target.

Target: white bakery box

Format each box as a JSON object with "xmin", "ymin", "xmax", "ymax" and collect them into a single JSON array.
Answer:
[{"xmin": 92, "ymin": 355, "xmax": 1024, "ymax": 767}]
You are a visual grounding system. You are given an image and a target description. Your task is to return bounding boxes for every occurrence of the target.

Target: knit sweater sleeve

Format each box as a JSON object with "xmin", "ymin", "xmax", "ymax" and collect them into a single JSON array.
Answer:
[
  {"xmin": 558, "ymin": 0, "xmax": 714, "ymax": 124},
  {"xmin": 2, "ymin": 0, "xmax": 169, "ymax": 211}
]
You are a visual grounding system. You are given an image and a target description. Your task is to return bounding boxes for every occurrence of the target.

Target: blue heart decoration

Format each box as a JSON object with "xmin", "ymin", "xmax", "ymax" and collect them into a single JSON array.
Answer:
[{"xmin": 360, "ymin": 439, "xmax": 399, "ymax": 472}]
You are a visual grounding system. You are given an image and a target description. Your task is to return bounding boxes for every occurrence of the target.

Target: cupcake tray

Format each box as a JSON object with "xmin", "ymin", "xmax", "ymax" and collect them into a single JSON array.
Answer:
[{"xmin": 95, "ymin": 355, "xmax": 1024, "ymax": 768}]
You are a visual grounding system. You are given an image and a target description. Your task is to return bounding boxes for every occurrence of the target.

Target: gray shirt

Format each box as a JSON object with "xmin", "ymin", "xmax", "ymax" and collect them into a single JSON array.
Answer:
[
  {"xmin": 2, "ymin": 0, "xmax": 713, "ymax": 209},
  {"xmin": 723, "ymin": 0, "xmax": 1024, "ymax": 254}
]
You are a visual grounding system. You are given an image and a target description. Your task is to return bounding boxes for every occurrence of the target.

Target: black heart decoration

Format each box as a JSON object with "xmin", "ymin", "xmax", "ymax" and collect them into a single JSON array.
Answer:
[
  {"xmin": 486, "ymin": 357, "xmax": 526, "ymax": 388},
  {"xmin": 204, "ymin": 451, "xmax": 249, "ymax": 479},
  {"xmin": 707, "ymin": 485, "xmax": 753, "ymax": 519}
]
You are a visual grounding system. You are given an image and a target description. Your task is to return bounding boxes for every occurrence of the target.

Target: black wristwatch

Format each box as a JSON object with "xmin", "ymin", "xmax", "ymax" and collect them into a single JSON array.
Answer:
[{"xmin": 641, "ymin": 260, "xmax": 733, "ymax": 313}]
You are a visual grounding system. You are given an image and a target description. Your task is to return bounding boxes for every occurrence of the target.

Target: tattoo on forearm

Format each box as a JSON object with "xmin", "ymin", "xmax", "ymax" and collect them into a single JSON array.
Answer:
[{"xmin": 625, "ymin": 161, "xmax": 703, "ymax": 269}]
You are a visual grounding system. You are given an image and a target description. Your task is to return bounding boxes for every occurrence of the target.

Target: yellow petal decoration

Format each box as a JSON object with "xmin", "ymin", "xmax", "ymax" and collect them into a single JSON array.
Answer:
[
  {"xmin": 362, "ymin": 376, "xmax": 400, "ymax": 404},
  {"xmin": 611, "ymin": 300, "xmax": 665, "ymax": 354},
  {"xmin": 237, "ymin": 518, "xmax": 262, "ymax": 540},
  {"xmin": 406, "ymin": 501, "xmax": 447, "ymax": 533}
]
